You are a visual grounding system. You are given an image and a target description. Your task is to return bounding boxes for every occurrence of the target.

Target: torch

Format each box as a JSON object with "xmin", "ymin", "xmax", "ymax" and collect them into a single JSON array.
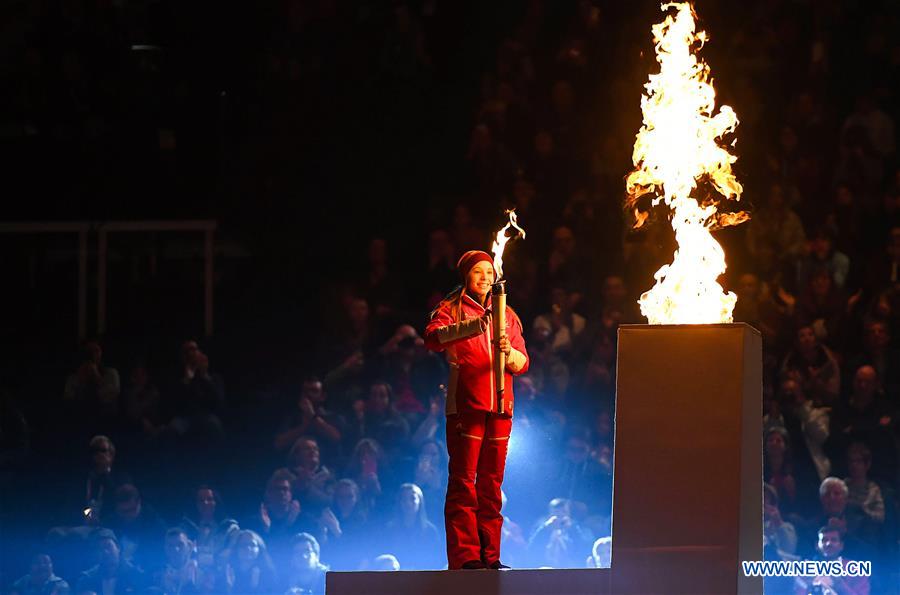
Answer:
[
  {"xmin": 491, "ymin": 280, "xmax": 507, "ymax": 414},
  {"xmin": 490, "ymin": 210, "xmax": 525, "ymax": 414}
]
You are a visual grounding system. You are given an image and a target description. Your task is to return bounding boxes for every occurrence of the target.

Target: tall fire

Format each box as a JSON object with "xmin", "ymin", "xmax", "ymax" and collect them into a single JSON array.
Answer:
[
  {"xmin": 626, "ymin": 2, "xmax": 748, "ymax": 325},
  {"xmin": 491, "ymin": 209, "xmax": 526, "ymax": 279}
]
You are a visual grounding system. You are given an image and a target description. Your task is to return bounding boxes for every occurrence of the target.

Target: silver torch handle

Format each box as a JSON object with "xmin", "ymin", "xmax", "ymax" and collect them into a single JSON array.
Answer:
[{"xmin": 491, "ymin": 281, "xmax": 507, "ymax": 414}]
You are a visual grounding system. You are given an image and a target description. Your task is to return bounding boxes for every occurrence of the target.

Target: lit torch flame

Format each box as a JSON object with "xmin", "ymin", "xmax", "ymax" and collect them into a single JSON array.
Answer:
[
  {"xmin": 491, "ymin": 209, "xmax": 526, "ymax": 280},
  {"xmin": 627, "ymin": 2, "xmax": 747, "ymax": 325}
]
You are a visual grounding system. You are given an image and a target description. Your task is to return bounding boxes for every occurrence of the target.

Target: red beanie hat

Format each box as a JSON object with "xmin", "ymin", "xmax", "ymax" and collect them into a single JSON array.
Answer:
[{"xmin": 456, "ymin": 250, "xmax": 494, "ymax": 280}]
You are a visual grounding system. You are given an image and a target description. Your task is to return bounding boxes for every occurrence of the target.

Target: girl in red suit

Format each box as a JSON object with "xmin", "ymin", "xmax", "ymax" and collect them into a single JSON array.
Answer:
[{"xmin": 424, "ymin": 250, "xmax": 529, "ymax": 570}]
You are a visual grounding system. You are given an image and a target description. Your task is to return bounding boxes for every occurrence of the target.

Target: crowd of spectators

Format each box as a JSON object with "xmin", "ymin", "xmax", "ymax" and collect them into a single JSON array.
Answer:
[{"xmin": 1, "ymin": 0, "xmax": 899, "ymax": 594}]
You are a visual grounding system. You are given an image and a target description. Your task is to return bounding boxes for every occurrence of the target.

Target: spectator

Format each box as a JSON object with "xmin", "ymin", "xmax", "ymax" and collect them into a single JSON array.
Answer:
[
  {"xmin": 778, "ymin": 377, "xmax": 832, "ymax": 482},
  {"xmin": 220, "ymin": 530, "xmax": 278, "ymax": 594},
  {"xmin": 283, "ymin": 533, "xmax": 327, "ymax": 595},
  {"xmin": 323, "ymin": 298, "xmax": 374, "ymax": 407},
  {"xmin": 164, "ymin": 341, "xmax": 225, "ymax": 443},
  {"xmin": 794, "ymin": 268, "xmax": 847, "ymax": 347},
  {"xmin": 845, "ymin": 319, "xmax": 900, "ymax": 401},
  {"xmin": 746, "ymin": 182, "xmax": 808, "ymax": 264},
  {"xmin": 508, "ymin": 375, "xmax": 543, "ymax": 428},
  {"xmin": 274, "ymin": 377, "xmax": 345, "ymax": 464},
  {"xmin": 528, "ymin": 317, "xmax": 572, "ymax": 401},
  {"xmin": 179, "ymin": 485, "xmax": 237, "ymax": 568},
  {"xmin": 527, "ymin": 498, "xmax": 594, "ymax": 569},
  {"xmin": 781, "ymin": 325, "xmax": 841, "ymax": 405},
  {"xmin": 102, "ymin": 483, "xmax": 167, "ymax": 570},
  {"xmin": 362, "ymin": 381, "xmax": 411, "ymax": 464},
  {"xmin": 248, "ymin": 470, "xmax": 316, "ymax": 564},
  {"xmin": 325, "ymin": 478, "xmax": 370, "ymax": 571},
  {"xmin": 796, "ymin": 478, "xmax": 878, "ymax": 562},
  {"xmin": 764, "ymin": 426, "xmax": 812, "ymax": 516},
  {"xmin": 795, "ymin": 228, "xmax": 851, "ymax": 291},
  {"xmin": 598, "ymin": 274, "xmax": 640, "ymax": 324},
  {"xmin": 344, "ymin": 438, "xmax": 385, "ymax": 517},
  {"xmin": 412, "ymin": 440, "xmax": 447, "ymax": 526},
  {"xmin": 872, "ymin": 188, "xmax": 900, "ymax": 260},
  {"xmin": 580, "ymin": 326, "xmax": 616, "ymax": 403},
  {"xmin": 841, "ymin": 93, "xmax": 895, "ymax": 161},
  {"xmin": 844, "ymin": 442, "xmax": 886, "ymax": 525},
  {"xmin": 793, "ymin": 526, "xmax": 871, "ymax": 595},
  {"xmin": 827, "ymin": 365, "xmax": 898, "ymax": 483},
  {"xmin": 572, "ymin": 315, "xmax": 613, "ymax": 391},
  {"xmin": 866, "ymin": 226, "xmax": 900, "ymax": 295},
  {"xmin": 75, "ymin": 529, "xmax": 146, "ymax": 595},
  {"xmin": 737, "ymin": 274, "xmax": 795, "ymax": 355},
  {"xmin": 590, "ymin": 410, "xmax": 614, "ymax": 459},
  {"xmin": 9, "ymin": 553, "xmax": 69, "ymax": 595},
  {"xmin": 150, "ymin": 527, "xmax": 201, "ymax": 594},
  {"xmin": 410, "ymin": 390, "xmax": 447, "ymax": 450},
  {"xmin": 64, "ymin": 341, "xmax": 120, "ymax": 426},
  {"xmin": 286, "ymin": 436, "xmax": 336, "ymax": 512},
  {"xmin": 382, "ymin": 483, "xmax": 441, "ymax": 570},
  {"xmin": 120, "ymin": 361, "xmax": 161, "ymax": 441},
  {"xmin": 774, "ymin": 125, "xmax": 803, "ymax": 189},
  {"xmin": 532, "ymin": 287, "xmax": 586, "ymax": 356},
  {"xmin": 376, "ymin": 325, "xmax": 436, "ymax": 422},
  {"xmin": 864, "ymin": 290, "xmax": 900, "ymax": 344},
  {"xmin": 764, "ymin": 483, "xmax": 799, "ymax": 557},
  {"xmin": 84, "ymin": 435, "xmax": 127, "ymax": 523},
  {"xmin": 546, "ymin": 432, "xmax": 611, "ymax": 516},
  {"xmin": 826, "ymin": 184, "xmax": 864, "ymax": 260},
  {"xmin": 541, "ymin": 226, "xmax": 585, "ymax": 306}
]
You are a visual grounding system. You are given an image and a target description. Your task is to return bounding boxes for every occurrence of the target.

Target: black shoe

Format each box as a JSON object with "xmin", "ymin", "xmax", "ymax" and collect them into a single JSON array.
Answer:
[
  {"xmin": 461, "ymin": 560, "xmax": 487, "ymax": 570},
  {"xmin": 487, "ymin": 561, "xmax": 510, "ymax": 570}
]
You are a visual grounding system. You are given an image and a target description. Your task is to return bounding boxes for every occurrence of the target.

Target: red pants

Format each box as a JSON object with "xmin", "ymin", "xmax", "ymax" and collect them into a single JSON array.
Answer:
[{"xmin": 445, "ymin": 410, "xmax": 512, "ymax": 569}]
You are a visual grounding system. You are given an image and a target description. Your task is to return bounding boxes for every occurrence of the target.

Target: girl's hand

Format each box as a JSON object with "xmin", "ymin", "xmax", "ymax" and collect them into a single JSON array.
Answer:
[{"xmin": 494, "ymin": 335, "xmax": 512, "ymax": 356}]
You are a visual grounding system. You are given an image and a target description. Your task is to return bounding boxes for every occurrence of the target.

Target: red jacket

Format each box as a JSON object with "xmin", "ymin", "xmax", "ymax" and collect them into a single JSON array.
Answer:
[{"xmin": 424, "ymin": 291, "xmax": 529, "ymax": 417}]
